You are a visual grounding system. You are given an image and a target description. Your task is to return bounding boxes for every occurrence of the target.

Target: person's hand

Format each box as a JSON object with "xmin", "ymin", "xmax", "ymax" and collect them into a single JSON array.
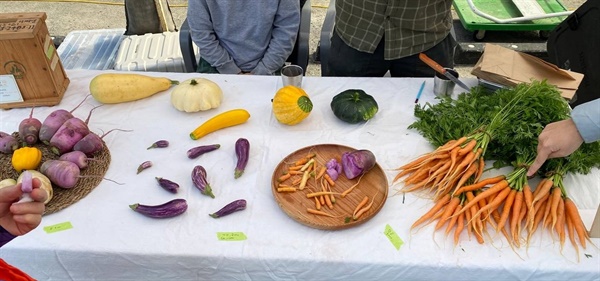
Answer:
[
  {"xmin": 0, "ymin": 178, "xmax": 47, "ymax": 236},
  {"xmin": 527, "ymin": 119, "xmax": 584, "ymax": 176}
]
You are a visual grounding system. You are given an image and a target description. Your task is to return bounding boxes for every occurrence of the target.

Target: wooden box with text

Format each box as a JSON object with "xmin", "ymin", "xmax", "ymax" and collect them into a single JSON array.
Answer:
[{"xmin": 0, "ymin": 12, "xmax": 69, "ymax": 109}]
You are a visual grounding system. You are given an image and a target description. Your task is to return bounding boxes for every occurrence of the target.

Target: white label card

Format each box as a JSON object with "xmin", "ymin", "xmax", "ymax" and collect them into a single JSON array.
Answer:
[{"xmin": 0, "ymin": 75, "xmax": 24, "ymax": 104}]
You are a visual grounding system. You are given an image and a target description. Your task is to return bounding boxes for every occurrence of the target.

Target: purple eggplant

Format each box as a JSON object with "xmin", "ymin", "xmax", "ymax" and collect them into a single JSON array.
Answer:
[
  {"xmin": 192, "ymin": 165, "xmax": 215, "ymax": 198},
  {"xmin": 234, "ymin": 138, "xmax": 250, "ymax": 179},
  {"xmin": 0, "ymin": 132, "xmax": 18, "ymax": 154},
  {"xmin": 155, "ymin": 177, "xmax": 179, "ymax": 193},
  {"xmin": 147, "ymin": 140, "xmax": 169, "ymax": 150},
  {"xmin": 187, "ymin": 144, "xmax": 220, "ymax": 159},
  {"xmin": 209, "ymin": 199, "xmax": 247, "ymax": 218},
  {"xmin": 129, "ymin": 198, "xmax": 188, "ymax": 218},
  {"xmin": 137, "ymin": 161, "xmax": 153, "ymax": 174}
]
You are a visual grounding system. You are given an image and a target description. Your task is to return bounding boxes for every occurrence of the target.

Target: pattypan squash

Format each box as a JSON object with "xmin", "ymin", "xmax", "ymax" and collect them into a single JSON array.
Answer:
[
  {"xmin": 12, "ymin": 147, "xmax": 42, "ymax": 173},
  {"xmin": 272, "ymin": 85, "xmax": 313, "ymax": 125},
  {"xmin": 171, "ymin": 78, "xmax": 223, "ymax": 112}
]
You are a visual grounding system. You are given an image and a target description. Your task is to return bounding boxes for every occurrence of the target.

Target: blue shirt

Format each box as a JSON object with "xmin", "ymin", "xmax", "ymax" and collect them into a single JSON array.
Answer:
[
  {"xmin": 187, "ymin": 0, "xmax": 300, "ymax": 75},
  {"xmin": 572, "ymin": 98, "xmax": 600, "ymax": 143}
]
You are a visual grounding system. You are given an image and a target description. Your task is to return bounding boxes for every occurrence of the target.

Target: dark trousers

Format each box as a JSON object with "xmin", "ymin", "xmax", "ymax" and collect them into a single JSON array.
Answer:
[{"xmin": 326, "ymin": 31, "xmax": 456, "ymax": 77}]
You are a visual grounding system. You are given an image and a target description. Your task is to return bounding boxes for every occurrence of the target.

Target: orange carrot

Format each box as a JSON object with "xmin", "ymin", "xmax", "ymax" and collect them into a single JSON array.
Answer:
[
  {"xmin": 315, "ymin": 166, "xmax": 327, "ymax": 180},
  {"xmin": 306, "ymin": 208, "xmax": 337, "ymax": 217},
  {"xmin": 556, "ymin": 197, "xmax": 566, "ymax": 250},
  {"xmin": 457, "ymin": 139, "xmax": 477, "ymax": 156},
  {"xmin": 453, "ymin": 175, "xmax": 505, "ymax": 196},
  {"xmin": 523, "ymin": 184, "xmax": 534, "ymax": 230},
  {"xmin": 532, "ymin": 179, "xmax": 554, "ymax": 205},
  {"xmin": 353, "ymin": 196, "xmax": 369, "ymax": 218},
  {"xmin": 314, "ymin": 197, "xmax": 321, "ymax": 210},
  {"xmin": 435, "ymin": 196, "xmax": 461, "ymax": 231},
  {"xmin": 453, "ymin": 161, "xmax": 479, "ymax": 193},
  {"xmin": 412, "ymin": 194, "xmax": 451, "ymax": 230},
  {"xmin": 457, "ymin": 180, "xmax": 509, "ymax": 216},
  {"xmin": 277, "ymin": 187, "xmax": 297, "ymax": 192},
  {"xmin": 510, "ymin": 190, "xmax": 524, "ymax": 246},
  {"xmin": 471, "ymin": 186, "xmax": 512, "ymax": 223},
  {"xmin": 475, "ymin": 156, "xmax": 485, "ymax": 182},
  {"xmin": 353, "ymin": 197, "xmax": 375, "ymax": 220},
  {"xmin": 277, "ymin": 173, "xmax": 292, "ymax": 182},
  {"xmin": 564, "ymin": 197, "xmax": 587, "ymax": 249},
  {"xmin": 565, "ymin": 213, "xmax": 580, "ymax": 261},
  {"xmin": 549, "ymin": 187, "xmax": 562, "ymax": 231},
  {"xmin": 341, "ymin": 174, "xmax": 364, "ymax": 197},
  {"xmin": 453, "ymin": 210, "xmax": 466, "ymax": 246},
  {"xmin": 436, "ymin": 136, "xmax": 469, "ymax": 154},
  {"xmin": 496, "ymin": 189, "xmax": 517, "ymax": 232},
  {"xmin": 445, "ymin": 201, "xmax": 463, "ymax": 236},
  {"xmin": 323, "ymin": 173, "xmax": 336, "ymax": 187}
]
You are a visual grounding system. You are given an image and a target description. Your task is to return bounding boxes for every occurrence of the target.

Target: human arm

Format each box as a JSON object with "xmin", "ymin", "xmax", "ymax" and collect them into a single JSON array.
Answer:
[
  {"xmin": 527, "ymin": 98, "xmax": 600, "ymax": 176},
  {"xmin": 250, "ymin": 0, "xmax": 300, "ymax": 75},
  {"xmin": 0, "ymin": 179, "xmax": 47, "ymax": 247},
  {"xmin": 187, "ymin": 0, "xmax": 242, "ymax": 74}
]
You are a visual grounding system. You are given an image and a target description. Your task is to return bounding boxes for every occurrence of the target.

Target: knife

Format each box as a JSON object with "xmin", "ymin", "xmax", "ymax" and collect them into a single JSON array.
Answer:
[{"xmin": 418, "ymin": 53, "xmax": 470, "ymax": 91}]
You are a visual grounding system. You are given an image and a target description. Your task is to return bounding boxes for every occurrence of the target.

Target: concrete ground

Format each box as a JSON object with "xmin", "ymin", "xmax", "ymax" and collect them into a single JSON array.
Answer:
[{"xmin": 1, "ymin": 0, "xmax": 586, "ymax": 77}]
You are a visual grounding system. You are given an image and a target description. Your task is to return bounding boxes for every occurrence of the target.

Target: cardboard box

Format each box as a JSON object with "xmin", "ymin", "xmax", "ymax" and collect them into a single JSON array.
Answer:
[
  {"xmin": 471, "ymin": 43, "xmax": 583, "ymax": 100},
  {"xmin": 0, "ymin": 12, "xmax": 70, "ymax": 109}
]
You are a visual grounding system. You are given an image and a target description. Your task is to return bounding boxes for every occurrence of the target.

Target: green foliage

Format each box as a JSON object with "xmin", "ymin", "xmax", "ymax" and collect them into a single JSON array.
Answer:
[{"xmin": 409, "ymin": 80, "xmax": 575, "ymax": 171}]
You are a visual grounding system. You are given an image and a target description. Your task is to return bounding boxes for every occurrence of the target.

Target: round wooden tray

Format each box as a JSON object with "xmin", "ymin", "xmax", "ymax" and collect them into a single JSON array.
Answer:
[
  {"xmin": 0, "ymin": 135, "xmax": 111, "ymax": 215},
  {"xmin": 271, "ymin": 144, "xmax": 388, "ymax": 230}
]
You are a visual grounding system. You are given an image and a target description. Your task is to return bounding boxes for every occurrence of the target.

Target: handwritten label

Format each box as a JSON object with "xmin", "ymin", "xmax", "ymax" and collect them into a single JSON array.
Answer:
[
  {"xmin": 217, "ymin": 232, "xmax": 247, "ymax": 241},
  {"xmin": 0, "ymin": 75, "xmax": 24, "ymax": 104},
  {"xmin": 44, "ymin": 222, "xmax": 73, "ymax": 234},
  {"xmin": 384, "ymin": 224, "xmax": 403, "ymax": 250}
]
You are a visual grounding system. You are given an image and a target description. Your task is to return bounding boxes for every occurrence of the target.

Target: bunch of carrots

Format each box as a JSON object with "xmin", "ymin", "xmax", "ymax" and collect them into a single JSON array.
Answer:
[
  {"xmin": 276, "ymin": 152, "xmax": 371, "ymax": 222},
  {"xmin": 396, "ymin": 81, "xmax": 598, "ymax": 259}
]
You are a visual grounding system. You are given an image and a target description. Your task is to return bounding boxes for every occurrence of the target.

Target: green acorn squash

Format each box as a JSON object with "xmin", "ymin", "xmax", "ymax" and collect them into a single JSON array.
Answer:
[{"xmin": 330, "ymin": 89, "xmax": 378, "ymax": 124}]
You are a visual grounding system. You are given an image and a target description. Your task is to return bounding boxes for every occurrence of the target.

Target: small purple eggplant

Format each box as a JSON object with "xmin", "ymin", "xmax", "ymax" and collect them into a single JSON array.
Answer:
[
  {"xmin": 137, "ymin": 161, "xmax": 153, "ymax": 174},
  {"xmin": 209, "ymin": 199, "xmax": 246, "ymax": 218},
  {"xmin": 0, "ymin": 132, "xmax": 18, "ymax": 154},
  {"xmin": 155, "ymin": 177, "xmax": 179, "ymax": 194},
  {"xmin": 187, "ymin": 144, "xmax": 220, "ymax": 159},
  {"xmin": 234, "ymin": 138, "xmax": 250, "ymax": 179},
  {"xmin": 192, "ymin": 165, "xmax": 215, "ymax": 198},
  {"xmin": 147, "ymin": 140, "xmax": 169, "ymax": 150},
  {"xmin": 129, "ymin": 198, "xmax": 188, "ymax": 218}
]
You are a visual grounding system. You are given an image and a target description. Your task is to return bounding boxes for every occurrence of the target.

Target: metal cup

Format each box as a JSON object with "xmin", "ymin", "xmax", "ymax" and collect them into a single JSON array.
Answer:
[
  {"xmin": 281, "ymin": 65, "xmax": 303, "ymax": 88},
  {"xmin": 433, "ymin": 68, "xmax": 459, "ymax": 97}
]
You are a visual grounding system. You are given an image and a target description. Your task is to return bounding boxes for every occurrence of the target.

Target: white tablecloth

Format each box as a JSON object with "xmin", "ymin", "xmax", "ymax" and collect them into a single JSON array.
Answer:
[{"xmin": 1, "ymin": 70, "xmax": 598, "ymax": 280}]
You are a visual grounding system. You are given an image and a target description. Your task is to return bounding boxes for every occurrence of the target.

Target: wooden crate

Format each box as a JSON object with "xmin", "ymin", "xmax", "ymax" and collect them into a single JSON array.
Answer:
[{"xmin": 0, "ymin": 12, "xmax": 70, "ymax": 109}]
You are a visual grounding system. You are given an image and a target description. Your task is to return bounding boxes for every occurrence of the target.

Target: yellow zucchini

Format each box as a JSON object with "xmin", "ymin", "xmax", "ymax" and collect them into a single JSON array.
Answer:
[
  {"xmin": 90, "ymin": 73, "xmax": 179, "ymax": 104},
  {"xmin": 190, "ymin": 109, "xmax": 251, "ymax": 140}
]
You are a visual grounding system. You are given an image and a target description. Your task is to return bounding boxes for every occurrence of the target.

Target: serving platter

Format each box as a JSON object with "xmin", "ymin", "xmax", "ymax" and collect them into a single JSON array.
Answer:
[
  {"xmin": 271, "ymin": 144, "xmax": 388, "ymax": 230},
  {"xmin": 0, "ymin": 133, "xmax": 110, "ymax": 215}
]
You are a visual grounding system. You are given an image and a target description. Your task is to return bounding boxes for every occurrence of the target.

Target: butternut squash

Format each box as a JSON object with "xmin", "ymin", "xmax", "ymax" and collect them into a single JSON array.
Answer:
[
  {"xmin": 190, "ymin": 109, "xmax": 250, "ymax": 140},
  {"xmin": 89, "ymin": 73, "xmax": 179, "ymax": 104}
]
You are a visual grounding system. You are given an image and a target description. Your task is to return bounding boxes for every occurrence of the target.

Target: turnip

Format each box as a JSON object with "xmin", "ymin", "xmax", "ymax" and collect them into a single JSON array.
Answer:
[
  {"xmin": 19, "ymin": 107, "xmax": 42, "ymax": 145},
  {"xmin": 0, "ymin": 132, "xmax": 18, "ymax": 154},
  {"xmin": 39, "ymin": 94, "xmax": 90, "ymax": 144},
  {"xmin": 48, "ymin": 105, "xmax": 102, "ymax": 155},
  {"xmin": 49, "ymin": 117, "xmax": 90, "ymax": 155},
  {"xmin": 40, "ymin": 160, "xmax": 81, "ymax": 189},
  {"xmin": 59, "ymin": 150, "xmax": 96, "ymax": 169},
  {"xmin": 73, "ymin": 128, "xmax": 131, "ymax": 156}
]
